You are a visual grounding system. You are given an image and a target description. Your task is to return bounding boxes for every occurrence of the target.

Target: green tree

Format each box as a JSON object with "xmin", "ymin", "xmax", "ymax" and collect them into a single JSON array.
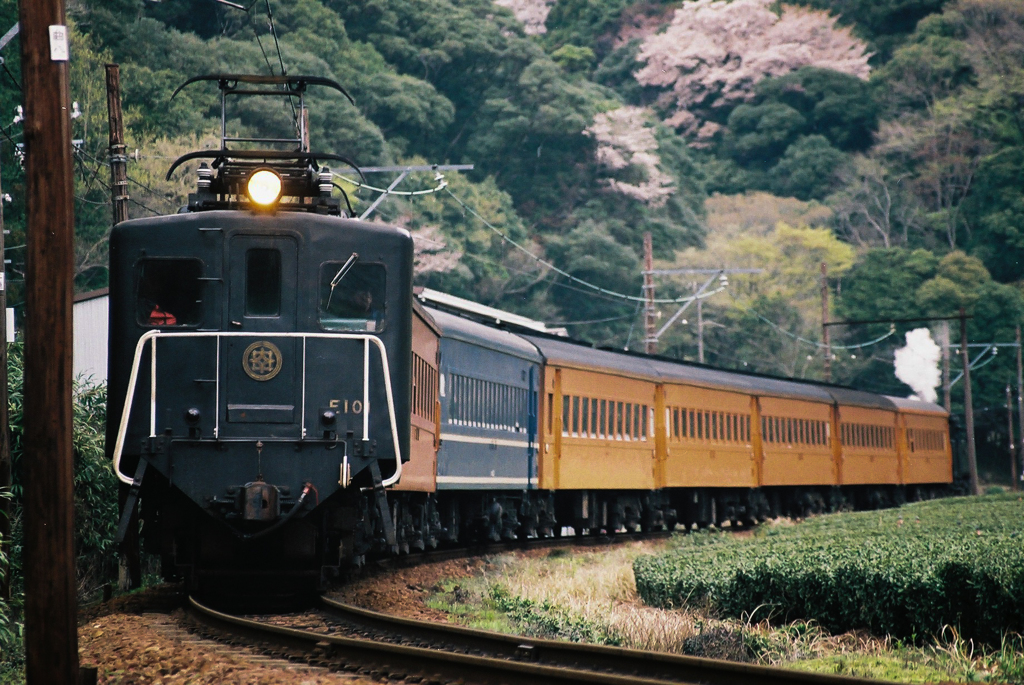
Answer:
[
  {"xmin": 755, "ymin": 67, "xmax": 879, "ymax": 151},
  {"xmin": 836, "ymin": 249, "xmax": 1024, "ymax": 408},
  {"xmin": 771, "ymin": 135, "xmax": 849, "ymax": 200},
  {"xmin": 724, "ymin": 103, "xmax": 807, "ymax": 168}
]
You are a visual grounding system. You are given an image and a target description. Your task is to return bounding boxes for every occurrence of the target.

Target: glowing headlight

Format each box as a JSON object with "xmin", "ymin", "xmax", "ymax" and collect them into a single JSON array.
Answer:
[{"xmin": 247, "ymin": 169, "xmax": 283, "ymax": 206}]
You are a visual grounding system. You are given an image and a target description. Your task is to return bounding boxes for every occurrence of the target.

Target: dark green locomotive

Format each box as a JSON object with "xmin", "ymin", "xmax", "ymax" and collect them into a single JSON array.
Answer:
[{"xmin": 105, "ymin": 76, "xmax": 412, "ymax": 596}]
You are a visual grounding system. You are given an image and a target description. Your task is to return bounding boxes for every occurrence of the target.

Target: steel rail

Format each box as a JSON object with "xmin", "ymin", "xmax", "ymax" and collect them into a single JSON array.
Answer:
[
  {"xmin": 317, "ymin": 597, "xmax": 893, "ymax": 685},
  {"xmin": 185, "ymin": 596, "xmax": 680, "ymax": 685}
]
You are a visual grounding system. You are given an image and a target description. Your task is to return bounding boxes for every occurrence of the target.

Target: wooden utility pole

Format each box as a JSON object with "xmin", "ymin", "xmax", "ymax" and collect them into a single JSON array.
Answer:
[
  {"xmin": 960, "ymin": 308, "xmax": 979, "ymax": 496},
  {"xmin": 105, "ymin": 64, "xmax": 128, "ymax": 226},
  {"xmin": 1008, "ymin": 384, "xmax": 1017, "ymax": 491},
  {"xmin": 106, "ymin": 62, "xmax": 142, "ymax": 590},
  {"xmin": 0, "ymin": 162, "xmax": 10, "ymax": 603},
  {"xmin": 941, "ymin": 321, "xmax": 951, "ymax": 412},
  {"xmin": 821, "ymin": 262, "xmax": 830, "ymax": 383},
  {"xmin": 18, "ymin": 1, "xmax": 80, "ymax": 682},
  {"xmin": 1016, "ymin": 326, "xmax": 1024, "ymax": 491},
  {"xmin": 643, "ymin": 232, "xmax": 655, "ymax": 355}
]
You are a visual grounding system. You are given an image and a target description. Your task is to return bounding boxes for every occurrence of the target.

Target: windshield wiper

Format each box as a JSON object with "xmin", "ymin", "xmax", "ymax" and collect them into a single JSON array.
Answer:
[{"xmin": 326, "ymin": 252, "xmax": 359, "ymax": 312}]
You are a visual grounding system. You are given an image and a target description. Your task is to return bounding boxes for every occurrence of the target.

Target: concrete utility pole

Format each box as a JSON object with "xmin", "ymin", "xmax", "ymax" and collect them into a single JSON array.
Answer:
[
  {"xmin": 821, "ymin": 262, "xmax": 830, "ymax": 383},
  {"xmin": 941, "ymin": 321, "xmax": 951, "ymax": 412},
  {"xmin": 18, "ymin": 0, "xmax": 81, "ymax": 681},
  {"xmin": 1008, "ymin": 384, "xmax": 1017, "ymax": 491},
  {"xmin": 643, "ymin": 232, "xmax": 656, "ymax": 354},
  {"xmin": 960, "ymin": 308, "xmax": 979, "ymax": 496}
]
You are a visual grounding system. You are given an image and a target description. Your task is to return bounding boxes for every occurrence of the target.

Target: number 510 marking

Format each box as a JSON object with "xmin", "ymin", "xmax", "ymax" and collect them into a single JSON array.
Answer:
[{"xmin": 328, "ymin": 399, "xmax": 363, "ymax": 414}]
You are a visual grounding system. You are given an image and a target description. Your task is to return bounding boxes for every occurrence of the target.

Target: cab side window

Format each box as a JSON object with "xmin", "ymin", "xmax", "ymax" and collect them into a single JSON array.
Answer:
[
  {"xmin": 319, "ymin": 262, "xmax": 386, "ymax": 332},
  {"xmin": 136, "ymin": 258, "xmax": 203, "ymax": 327}
]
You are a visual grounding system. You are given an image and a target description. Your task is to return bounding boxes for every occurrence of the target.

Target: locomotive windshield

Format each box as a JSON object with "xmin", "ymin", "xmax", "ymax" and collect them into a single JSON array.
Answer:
[
  {"xmin": 136, "ymin": 258, "xmax": 203, "ymax": 327},
  {"xmin": 319, "ymin": 262, "xmax": 386, "ymax": 332}
]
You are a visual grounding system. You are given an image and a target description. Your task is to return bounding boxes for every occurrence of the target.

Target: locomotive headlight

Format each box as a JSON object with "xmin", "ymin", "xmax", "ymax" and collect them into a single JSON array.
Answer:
[{"xmin": 247, "ymin": 168, "xmax": 283, "ymax": 206}]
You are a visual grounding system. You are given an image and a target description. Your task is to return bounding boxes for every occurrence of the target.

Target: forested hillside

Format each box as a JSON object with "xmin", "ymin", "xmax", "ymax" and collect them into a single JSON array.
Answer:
[{"xmin": 0, "ymin": 0, "xmax": 1020, "ymax": 416}]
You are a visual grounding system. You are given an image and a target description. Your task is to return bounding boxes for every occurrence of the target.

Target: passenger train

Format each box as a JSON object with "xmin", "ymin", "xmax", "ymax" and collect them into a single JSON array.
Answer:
[{"xmin": 106, "ymin": 75, "xmax": 953, "ymax": 596}]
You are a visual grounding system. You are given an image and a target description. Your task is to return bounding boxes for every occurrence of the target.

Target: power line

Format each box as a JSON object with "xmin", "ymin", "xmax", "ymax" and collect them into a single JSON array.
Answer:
[
  {"xmin": 444, "ymin": 187, "xmax": 708, "ymax": 305},
  {"xmin": 248, "ymin": 11, "xmax": 276, "ymax": 76},
  {"xmin": 88, "ymin": 172, "xmax": 162, "ymax": 216},
  {"xmin": 264, "ymin": 0, "xmax": 287, "ymax": 78},
  {"xmin": 545, "ymin": 313, "xmax": 636, "ymax": 326},
  {"xmin": 752, "ymin": 311, "xmax": 897, "ymax": 350},
  {"xmin": 456, "ymin": 246, "xmax": 637, "ymax": 307}
]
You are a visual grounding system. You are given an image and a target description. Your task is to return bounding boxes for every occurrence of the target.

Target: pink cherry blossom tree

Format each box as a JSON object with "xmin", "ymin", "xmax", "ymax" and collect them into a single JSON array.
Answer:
[{"xmin": 635, "ymin": 0, "xmax": 871, "ymax": 137}]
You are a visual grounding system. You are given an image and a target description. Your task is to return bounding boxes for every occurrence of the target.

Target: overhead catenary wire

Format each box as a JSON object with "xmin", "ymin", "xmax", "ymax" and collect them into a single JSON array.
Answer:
[
  {"xmin": 248, "ymin": 10, "xmax": 277, "ymax": 76},
  {"xmin": 545, "ymin": 313, "xmax": 636, "ymax": 326},
  {"xmin": 752, "ymin": 311, "xmax": 897, "ymax": 350},
  {"xmin": 444, "ymin": 187, "xmax": 721, "ymax": 305},
  {"xmin": 431, "ymin": 240, "xmax": 639, "ymax": 308}
]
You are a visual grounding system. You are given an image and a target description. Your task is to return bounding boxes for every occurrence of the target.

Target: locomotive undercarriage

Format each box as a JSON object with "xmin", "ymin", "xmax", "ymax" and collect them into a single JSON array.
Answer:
[{"xmin": 141, "ymin": 471, "xmax": 954, "ymax": 606}]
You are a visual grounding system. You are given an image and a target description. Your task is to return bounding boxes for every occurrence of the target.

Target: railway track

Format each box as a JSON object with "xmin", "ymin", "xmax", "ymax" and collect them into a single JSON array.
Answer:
[{"xmin": 183, "ymin": 594, "xmax": 895, "ymax": 685}]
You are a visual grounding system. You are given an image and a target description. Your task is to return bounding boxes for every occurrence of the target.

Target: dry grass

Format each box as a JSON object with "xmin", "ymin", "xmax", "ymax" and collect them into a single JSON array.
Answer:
[
  {"xmin": 484, "ymin": 541, "xmax": 705, "ymax": 653},
  {"xmin": 462, "ymin": 539, "xmax": 1016, "ymax": 682}
]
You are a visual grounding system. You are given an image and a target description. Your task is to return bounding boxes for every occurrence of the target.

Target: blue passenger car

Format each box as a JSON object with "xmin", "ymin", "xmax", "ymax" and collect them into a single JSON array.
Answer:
[{"xmin": 425, "ymin": 307, "xmax": 551, "ymax": 539}]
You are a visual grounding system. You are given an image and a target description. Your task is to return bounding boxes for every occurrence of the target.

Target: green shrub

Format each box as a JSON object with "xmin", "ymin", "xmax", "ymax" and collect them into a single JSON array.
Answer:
[
  {"xmin": 1, "ymin": 344, "xmax": 115, "ymax": 678},
  {"xmin": 634, "ymin": 495, "xmax": 1024, "ymax": 644},
  {"xmin": 489, "ymin": 585, "xmax": 621, "ymax": 645}
]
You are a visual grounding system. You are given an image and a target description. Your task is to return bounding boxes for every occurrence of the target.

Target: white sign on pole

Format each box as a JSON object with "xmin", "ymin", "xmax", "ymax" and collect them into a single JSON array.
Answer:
[{"xmin": 48, "ymin": 25, "xmax": 69, "ymax": 61}]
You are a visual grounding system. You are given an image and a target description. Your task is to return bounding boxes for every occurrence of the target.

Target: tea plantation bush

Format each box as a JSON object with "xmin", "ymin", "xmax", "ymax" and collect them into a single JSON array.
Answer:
[{"xmin": 634, "ymin": 495, "xmax": 1024, "ymax": 644}]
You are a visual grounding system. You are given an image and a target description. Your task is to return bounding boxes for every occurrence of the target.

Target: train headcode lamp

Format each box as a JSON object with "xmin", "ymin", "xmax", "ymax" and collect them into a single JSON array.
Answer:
[{"xmin": 247, "ymin": 169, "xmax": 283, "ymax": 206}]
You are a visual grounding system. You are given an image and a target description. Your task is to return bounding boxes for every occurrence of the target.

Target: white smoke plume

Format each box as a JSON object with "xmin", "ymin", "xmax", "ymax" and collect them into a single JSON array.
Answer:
[{"xmin": 893, "ymin": 328, "xmax": 941, "ymax": 403}]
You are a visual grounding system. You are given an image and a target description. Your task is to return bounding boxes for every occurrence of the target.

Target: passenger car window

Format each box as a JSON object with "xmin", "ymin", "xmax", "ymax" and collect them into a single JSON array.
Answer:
[
  {"xmin": 319, "ymin": 262, "xmax": 386, "ymax": 332},
  {"xmin": 136, "ymin": 258, "xmax": 203, "ymax": 327}
]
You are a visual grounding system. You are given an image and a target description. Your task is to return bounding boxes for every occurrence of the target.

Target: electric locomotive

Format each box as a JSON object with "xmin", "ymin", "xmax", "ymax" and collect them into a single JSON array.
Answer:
[{"xmin": 106, "ymin": 75, "xmax": 411, "ymax": 596}]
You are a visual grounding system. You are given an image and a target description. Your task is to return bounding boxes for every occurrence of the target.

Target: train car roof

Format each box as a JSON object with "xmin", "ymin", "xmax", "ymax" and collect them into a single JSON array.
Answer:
[
  {"xmin": 425, "ymin": 306, "xmax": 543, "ymax": 362},
  {"xmin": 520, "ymin": 334, "xmax": 662, "ymax": 381},
  {"xmin": 520, "ymin": 332, "xmax": 923, "ymax": 408},
  {"xmin": 646, "ymin": 356, "xmax": 835, "ymax": 402},
  {"xmin": 825, "ymin": 387, "xmax": 898, "ymax": 411},
  {"xmin": 524, "ymin": 334, "xmax": 837, "ymax": 401},
  {"xmin": 886, "ymin": 395, "xmax": 948, "ymax": 415},
  {"xmin": 412, "ymin": 298, "xmax": 442, "ymax": 337},
  {"xmin": 440, "ymin": 310, "xmax": 924, "ymax": 412}
]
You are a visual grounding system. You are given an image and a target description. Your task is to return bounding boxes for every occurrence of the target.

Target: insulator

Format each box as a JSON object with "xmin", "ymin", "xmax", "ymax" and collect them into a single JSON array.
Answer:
[
  {"xmin": 197, "ymin": 162, "xmax": 213, "ymax": 192},
  {"xmin": 319, "ymin": 166, "xmax": 332, "ymax": 196}
]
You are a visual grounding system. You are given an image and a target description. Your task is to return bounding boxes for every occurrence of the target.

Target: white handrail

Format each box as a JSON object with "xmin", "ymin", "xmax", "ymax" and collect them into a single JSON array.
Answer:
[{"xmin": 111, "ymin": 330, "xmax": 403, "ymax": 487}]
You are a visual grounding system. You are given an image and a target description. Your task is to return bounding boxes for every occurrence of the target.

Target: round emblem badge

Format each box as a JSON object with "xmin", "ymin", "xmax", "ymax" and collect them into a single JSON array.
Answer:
[{"xmin": 242, "ymin": 340, "xmax": 283, "ymax": 381}]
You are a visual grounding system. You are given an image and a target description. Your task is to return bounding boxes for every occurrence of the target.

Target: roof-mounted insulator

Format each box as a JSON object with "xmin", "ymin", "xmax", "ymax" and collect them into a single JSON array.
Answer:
[
  {"xmin": 319, "ymin": 166, "xmax": 333, "ymax": 197},
  {"xmin": 197, "ymin": 162, "xmax": 213, "ymax": 192}
]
